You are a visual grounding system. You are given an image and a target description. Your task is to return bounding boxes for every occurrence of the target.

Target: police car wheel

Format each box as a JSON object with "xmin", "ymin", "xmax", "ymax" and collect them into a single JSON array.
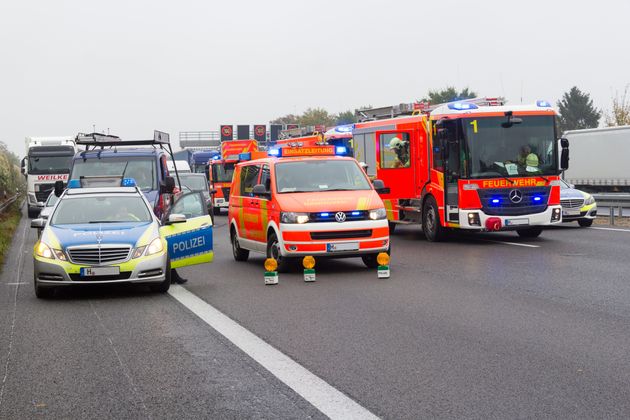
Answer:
[
  {"xmin": 34, "ymin": 275, "xmax": 54, "ymax": 299},
  {"xmin": 422, "ymin": 196, "xmax": 445, "ymax": 242},
  {"xmin": 578, "ymin": 219, "xmax": 593, "ymax": 228},
  {"xmin": 231, "ymin": 228, "xmax": 249, "ymax": 261},
  {"xmin": 516, "ymin": 227, "xmax": 543, "ymax": 238},
  {"xmin": 267, "ymin": 232, "xmax": 291, "ymax": 273},
  {"xmin": 150, "ymin": 257, "xmax": 171, "ymax": 293}
]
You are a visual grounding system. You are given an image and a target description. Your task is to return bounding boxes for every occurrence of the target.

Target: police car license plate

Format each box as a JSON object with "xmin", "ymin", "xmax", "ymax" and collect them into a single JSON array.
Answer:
[
  {"xmin": 563, "ymin": 209, "xmax": 580, "ymax": 216},
  {"xmin": 504, "ymin": 218, "xmax": 529, "ymax": 226},
  {"xmin": 327, "ymin": 242, "xmax": 359, "ymax": 252},
  {"xmin": 80, "ymin": 266, "xmax": 120, "ymax": 277}
]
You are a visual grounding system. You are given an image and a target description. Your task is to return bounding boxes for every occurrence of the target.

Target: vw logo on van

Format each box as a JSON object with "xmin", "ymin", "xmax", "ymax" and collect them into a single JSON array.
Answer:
[
  {"xmin": 335, "ymin": 212, "xmax": 347, "ymax": 222},
  {"xmin": 509, "ymin": 189, "xmax": 523, "ymax": 203}
]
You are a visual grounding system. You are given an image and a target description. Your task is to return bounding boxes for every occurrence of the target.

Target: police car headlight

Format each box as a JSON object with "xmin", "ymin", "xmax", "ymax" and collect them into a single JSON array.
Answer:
[
  {"xmin": 281, "ymin": 212, "xmax": 309, "ymax": 224},
  {"xmin": 132, "ymin": 246, "xmax": 147, "ymax": 259},
  {"xmin": 369, "ymin": 208, "xmax": 387, "ymax": 220},
  {"xmin": 145, "ymin": 237, "xmax": 164, "ymax": 256},
  {"xmin": 35, "ymin": 241, "xmax": 54, "ymax": 259},
  {"xmin": 584, "ymin": 195, "xmax": 595, "ymax": 205}
]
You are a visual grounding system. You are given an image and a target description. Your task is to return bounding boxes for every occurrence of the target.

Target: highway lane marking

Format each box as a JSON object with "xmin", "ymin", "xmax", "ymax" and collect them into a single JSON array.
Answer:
[
  {"xmin": 168, "ymin": 285, "xmax": 379, "ymax": 420},
  {"xmin": 590, "ymin": 227, "xmax": 630, "ymax": 233},
  {"xmin": 0, "ymin": 214, "xmax": 29, "ymax": 409},
  {"xmin": 481, "ymin": 240, "xmax": 540, "ymax": 248},
  {"xmin": 5, "ymin": 283, "xmax": 26, "ymax": 286}
]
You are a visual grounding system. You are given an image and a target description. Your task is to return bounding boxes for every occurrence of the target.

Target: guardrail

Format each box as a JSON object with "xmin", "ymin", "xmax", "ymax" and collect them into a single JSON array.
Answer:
[
  {"xmin": 592, "ymin": 193, "xmax": 630, "ymax": 225},
  {"xmin": 0, "ymin": 194, "xmax": 20, "ymax": 215}
]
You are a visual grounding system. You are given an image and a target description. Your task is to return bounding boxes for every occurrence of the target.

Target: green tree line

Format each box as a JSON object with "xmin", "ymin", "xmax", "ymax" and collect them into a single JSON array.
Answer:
[{"xmin": 0, "ymin": 142, "xmax": 25, "ymax": 198}]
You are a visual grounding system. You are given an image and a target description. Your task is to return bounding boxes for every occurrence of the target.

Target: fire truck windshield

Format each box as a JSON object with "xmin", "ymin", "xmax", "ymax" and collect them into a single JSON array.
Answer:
[
  {"xmin": 275, "ymin": 159, "xmax": 371, "ymax": 193},
  {"xmin": 212, "ymin": 163, "xmax": 235, "ymax": 183},
  {"xmin": 463, "ymin": 115, "xmax": 558, "ymax": 179}
]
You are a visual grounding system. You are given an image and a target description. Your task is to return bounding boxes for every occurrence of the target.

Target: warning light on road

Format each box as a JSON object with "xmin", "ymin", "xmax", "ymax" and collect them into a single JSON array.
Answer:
[
  {"xmin": 377, "ymin": 252, "xmax": 390, "ymax": 266},
  {"xmin": 264, "ymin": 258, "xmax": 279, "ymax": 285},
  {"xmin": 264, "ymin": 258, "xmax": 278, "ymax": 272},
  {"xmin": 302, "ymin": 256, "xmax": 315, "ymax": 270}
]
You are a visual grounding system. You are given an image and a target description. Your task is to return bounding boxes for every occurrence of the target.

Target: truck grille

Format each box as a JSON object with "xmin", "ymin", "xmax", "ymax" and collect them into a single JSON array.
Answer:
[
  {"xmin": 478, "ymin": 186, "xmax": 550, "ymax": 216},
  {"xmin": 67, "ymin": 245, "xmax": 131, "ymax": 265},
  {"xmin": 560, "ymin": 198, "xmax": 584, "ymax": 209},
  {"xmin": 35, "ymin": 183, "xmax": 54, "ymax": 202}
]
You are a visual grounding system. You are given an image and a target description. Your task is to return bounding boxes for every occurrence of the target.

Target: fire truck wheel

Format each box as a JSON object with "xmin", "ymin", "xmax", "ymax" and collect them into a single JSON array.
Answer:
[
  {"xmin": 516, "ymin": 227, "xmax": 543, "ymax": 238},
  {"xmin": 422, "ymin": 196, "xmax": 446, "ymax": 242},
  {"xmin": 266, "ymin": 232, "xmax": 291, "ymax": 272},
  {"xmin": 388, "ymin": 222, "xmax": 396, "ymax": 234},
  {"xmin": 231, "ymin": 228, "xmax": 250, "ymax": 261}
]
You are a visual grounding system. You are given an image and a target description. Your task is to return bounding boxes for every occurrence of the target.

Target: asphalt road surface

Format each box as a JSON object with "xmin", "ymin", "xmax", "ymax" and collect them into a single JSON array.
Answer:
[{"xmin": 1, "ymin": 207, "xmax": 630, "ymax": 419}]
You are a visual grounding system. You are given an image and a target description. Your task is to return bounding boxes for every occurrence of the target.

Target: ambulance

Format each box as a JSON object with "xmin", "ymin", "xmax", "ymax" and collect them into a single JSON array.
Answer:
[
  {"xmin": 208, "ymin": 140, "xmax": 258, "ymax": 214},
  {"xmin": 228, "ymin": 139, "xmax": 390, "ymax": 272}
]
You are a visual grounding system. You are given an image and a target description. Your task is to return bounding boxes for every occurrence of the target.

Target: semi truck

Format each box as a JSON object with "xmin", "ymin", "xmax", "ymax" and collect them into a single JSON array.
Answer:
[
  {"xmin": 352, "ymin": 98, "xmax": 569, "ymax": 241},
  {"xmin": 562, "ymin": 125, "xmax": 630, "ymax": 192},
  {"xmin": 22, "ymin": 137, "xmax": 76, "ymax": 218}
]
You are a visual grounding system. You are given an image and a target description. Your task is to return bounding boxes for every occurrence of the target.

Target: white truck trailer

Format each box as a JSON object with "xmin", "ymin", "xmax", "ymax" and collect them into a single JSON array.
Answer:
[
  {"xmin": 22, "ymin": 137, "xmax": 76, "ymax": 217},
  {"xmin": 563, "ymin": 126, "xmax": 630, "ymax": 193}
]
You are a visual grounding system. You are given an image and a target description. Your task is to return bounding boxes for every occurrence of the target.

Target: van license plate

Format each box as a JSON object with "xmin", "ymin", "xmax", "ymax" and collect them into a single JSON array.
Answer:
[
  {"xmin": 80, "ymin": 267, "xmax": 120, "ymax": 277},
  {"xmin": 327, "ymin": 242, "xmax": 359, "ymax": 252},
  {"xmin": 505, "ymin": 218, "xmax": 529, "ymax": 226}
]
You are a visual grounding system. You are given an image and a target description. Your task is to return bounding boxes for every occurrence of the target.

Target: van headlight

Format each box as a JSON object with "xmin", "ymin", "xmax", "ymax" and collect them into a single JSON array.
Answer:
[
  {"xmin": 281, "ymin": 212, "xmax": 309, "ymax": 224},
  {"xmin": 369, "ymin": 208, "xmax": 387, "ymax": 220},
  {"xmin": 584, "ymin": 195, "xmax": 595, "ymax": 205}
]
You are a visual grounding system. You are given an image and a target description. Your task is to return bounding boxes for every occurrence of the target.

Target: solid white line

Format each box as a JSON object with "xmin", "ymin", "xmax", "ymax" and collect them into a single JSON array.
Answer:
[
  {"xmin": 168, "ymin": 285, "xmax": 379, "ymax": 420},
  {"xmin": 5, "ymin": 283, "xmax": 26, "ymax": 286},
  {"xmin": 590, "ymin": 227, "xmax": 630, "ymax": 233},
  {"xmin": 483, "ymin": 240, "xmax": 540, "ymax": 248}
]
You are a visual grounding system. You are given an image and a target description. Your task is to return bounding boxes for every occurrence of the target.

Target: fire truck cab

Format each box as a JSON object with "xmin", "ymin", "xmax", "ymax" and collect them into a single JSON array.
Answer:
[
  {"xmin": 228, "ymin": 139, "xmax": 390, "ymax": 272},
  {"xmin": 353, "ymin": 98, "xmax": 569, "ymax": 241},
  {"xmin": 208, "ymin": 140, "xmax": 259, "ymax": 215}
]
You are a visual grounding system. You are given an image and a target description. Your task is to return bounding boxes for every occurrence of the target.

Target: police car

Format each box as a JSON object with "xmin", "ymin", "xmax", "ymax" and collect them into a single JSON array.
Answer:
[
  {"xmin": 228, "ymin": 141, "xmax": 390, "ymax": 272},
  {"xmin": 31, "ymin": 176, "xmax": 213, "ymax": 298}
]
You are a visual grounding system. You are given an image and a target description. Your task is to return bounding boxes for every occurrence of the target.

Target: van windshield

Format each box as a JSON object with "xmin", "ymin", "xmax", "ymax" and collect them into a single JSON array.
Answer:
[
  {"xmin": 71, "ymin": 157, "xmax": 156, "ymax": 191},
  {"xmin": 275, "ymin": 160, "xmax": 371, "ymax": 193}
]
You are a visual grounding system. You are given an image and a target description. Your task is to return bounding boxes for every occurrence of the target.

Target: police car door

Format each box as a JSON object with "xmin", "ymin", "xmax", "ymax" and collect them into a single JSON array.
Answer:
[{"xmin": 160, "ymin": 191, "xmax": 214, "ymax": 269}]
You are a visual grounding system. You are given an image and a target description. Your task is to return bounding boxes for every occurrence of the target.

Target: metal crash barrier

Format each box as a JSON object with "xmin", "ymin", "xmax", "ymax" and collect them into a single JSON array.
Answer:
[{"xmin": 592, "ymin": 194, "xmax": 630, "ymax": 225}]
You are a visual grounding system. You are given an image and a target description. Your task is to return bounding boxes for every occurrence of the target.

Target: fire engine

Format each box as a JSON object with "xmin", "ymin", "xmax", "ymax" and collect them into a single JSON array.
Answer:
[
  {"xmin": 207, "ymin": 139, "xmax": 261, "ymax": 214},
  {"xmin": 352, "ymin": 98, "xmax": 570, "ymax": 241}
]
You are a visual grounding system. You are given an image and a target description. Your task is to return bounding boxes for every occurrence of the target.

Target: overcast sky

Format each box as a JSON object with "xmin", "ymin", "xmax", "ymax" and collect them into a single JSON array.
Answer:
[{"xmin": 1, "ymin": 0, "xmax": 628, "ymax": 156}]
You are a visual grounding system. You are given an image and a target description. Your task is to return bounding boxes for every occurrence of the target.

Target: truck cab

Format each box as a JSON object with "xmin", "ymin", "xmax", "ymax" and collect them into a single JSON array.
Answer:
[{"xmin": 23, "ymin": 137, "xmax": 76, "ymax": 218}]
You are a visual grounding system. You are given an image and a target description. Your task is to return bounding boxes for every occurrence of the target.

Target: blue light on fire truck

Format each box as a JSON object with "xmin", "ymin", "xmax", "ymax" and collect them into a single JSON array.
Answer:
[
  {"xmin": 238, "ymin": 152, "xmax": 251, "ymax": 161},
  {"xmin": 536, "ymin": 100, "xmax": 552, "ymax": 108},
  {"xmin": 533, "ymin": 196, "xmax": 543, "ymax": 202},
  {"xmin": 448, "ymin": 102, "xmax": 479, "ymax": 111},
  {"xmin": 320, "ymin": 212, "xmax": 330, "ymax": 217},
  {"xmin": 491, "ymin": 198, "xmax": 500, "ymax": 205},
  {"xmin": 335, "ymin": 146, "xmax": 348, "ymax": 155},
  {"xmin": 351, "ymin": 211, "xmax": 361, "ymax": 216},
  {"xmin": 268, "ymin": 148, "xmax": 281, "ymax": 157},
  {"xmin": 212, "ymin": 155, "xmax": 220, "ymax": 160},
  {"xmin": 335, "ymin": 124, "xmax": 354, "ymax": 133}
]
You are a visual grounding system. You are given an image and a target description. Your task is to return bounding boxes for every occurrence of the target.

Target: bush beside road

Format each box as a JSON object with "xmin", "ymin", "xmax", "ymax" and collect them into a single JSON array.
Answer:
[{"xmin": 0, "ymin": 201, "xmax": 21, "ymax": 266}]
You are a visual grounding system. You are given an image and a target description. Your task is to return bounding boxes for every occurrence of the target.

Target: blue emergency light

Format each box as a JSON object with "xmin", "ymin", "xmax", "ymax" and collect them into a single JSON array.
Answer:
[
  {"xmin": 67, "ymin": 179, "xmax": 81, "ymax": 189},
  {"xmin": 335, "ymin": 124, "xmax": 354, "ymax": 133},
  {"xmin": 490, "ymin": 198, "xmax": 501, "ymax": 205},
  {"xmin": 320, "ymin": 212, "xmax": 330, "ymax": 217},
  {"xmin": 335, "ymin": 146, "xmax": 348, "ymax": 155},
  {"xmin": 239, "ymin": 152, "xmax": 251, "ymax": 161},
  {"xmin": 448, "ymin": 102, "xmax": 479, "ymax": 111},
  {"xmin": 121, "ymin": 178, "xmax": 137, "ymax": 187},
  {"xmin": 536, "ymin": 100, "xmax": 552, "ymax": 108},
  {"xmin": 351, "ymin": 211, "xmax": 361, "ymax": 216},
  {"xmin": 533, "ymin": 196, "xmax": 542, "ymax": 202},
  {"xmin": 268, "ymin": 148, "xmax": 281, "ymax": 157}
]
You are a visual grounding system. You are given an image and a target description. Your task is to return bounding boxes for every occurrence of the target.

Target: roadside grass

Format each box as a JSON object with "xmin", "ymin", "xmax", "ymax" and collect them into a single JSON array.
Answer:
[
  {"xmin": 593, "ymin": 216, "xmax": 630, "ymax": 228},
  {"xmin": 0, "ymin": 203, "xmax": 22, "ymax": 266}
]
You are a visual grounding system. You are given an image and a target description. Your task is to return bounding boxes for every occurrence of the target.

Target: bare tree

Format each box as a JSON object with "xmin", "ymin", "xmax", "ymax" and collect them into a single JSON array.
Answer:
[{"xmin": 605, "ymin": 85, "xmax": 630, "ymax": 127}]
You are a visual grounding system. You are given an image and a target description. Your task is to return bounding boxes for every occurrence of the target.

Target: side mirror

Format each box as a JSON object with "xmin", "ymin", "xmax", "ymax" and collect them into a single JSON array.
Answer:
[
  {"xmin": 31, "ymin": 218, "xmax": 46, "ymax": 229},
  {"xmin": 166, "ymin": 213, "xmax": 186, "ymax": 225},
  {"xmin": 160, "ymin": 176, "xmax": 176, "ymax": 194},
  {"xmin": 209, "ymin": 189, "xmax": 218, "ymax": 195},
  {"xmin": 559, "ymin": 137, "xmax": 569, "ymax": 171},
  {"xmin": 54, "ymin": 180, "xmax": 65, "ymax": 197},
  {"xmin": 252, "ymin": 184, "xmax": 270, "ymax": 198},
  {"xmin": 372, "ymin": 179, "xmax": 391, "ymax": 195},
  {"xmin": 20, "ymin": 157, "xmax": 26, "ymax": 175}
]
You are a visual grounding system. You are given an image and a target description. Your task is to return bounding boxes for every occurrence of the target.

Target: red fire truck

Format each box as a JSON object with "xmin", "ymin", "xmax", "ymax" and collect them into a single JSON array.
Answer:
[
  {"xmin": 208, "ymin": 140, "xmax": 260, "ymax": 214},
  {"xmin": 352, "ymin": 98, "xmax": 570, "ymax": 241}
]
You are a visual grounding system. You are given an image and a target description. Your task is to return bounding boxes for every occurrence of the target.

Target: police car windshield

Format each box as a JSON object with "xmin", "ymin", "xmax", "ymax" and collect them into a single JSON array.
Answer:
[
  {"xmin": 275, "ymin": 160, "xmax": 371, "ymax": 193},
  {"xmin": 50, "ymin": 195, "xmax": 152, "ymax": 225},
  {"xmin": 71, "ymin": 157, "xmax": 156, "ymax": 191},
  {"xmin": 463, "ymin": 116, "xmax": 558, "ymax": 179}
]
